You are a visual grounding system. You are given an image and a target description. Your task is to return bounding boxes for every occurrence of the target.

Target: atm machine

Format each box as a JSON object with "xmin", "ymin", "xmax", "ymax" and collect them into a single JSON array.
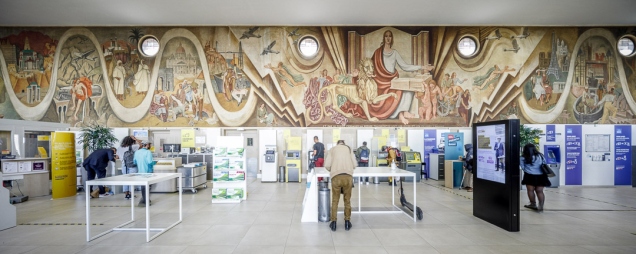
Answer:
[
  {"xmin": 285, "ymin": 150, "xmax": 301, "ymax": 182},
  {"xmin": 376, "ymin": 151, "xmax": 389, "ymax": 183},
  {"xmin": 261, "ymin": 145, "xmax": 277, "ymax": 182},
  {"xmin": 544, "ymin": 145, "xmax": 561, "ymax": 188},
  {"xmin": 399, "ymin": 151, "xmax": 422, "ymax": 182}
]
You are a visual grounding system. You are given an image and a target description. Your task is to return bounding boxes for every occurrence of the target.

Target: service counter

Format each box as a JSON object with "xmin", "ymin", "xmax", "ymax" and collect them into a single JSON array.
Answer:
[{"xmin": 1, "ymin": 158, "xmax": 51, "ymax": 197}]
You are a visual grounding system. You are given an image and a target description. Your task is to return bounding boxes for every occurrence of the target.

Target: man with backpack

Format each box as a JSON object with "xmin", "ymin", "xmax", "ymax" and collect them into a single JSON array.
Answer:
[{"xmin": 356, "ymin": 141, "xmax": 370, "ymax": 184}]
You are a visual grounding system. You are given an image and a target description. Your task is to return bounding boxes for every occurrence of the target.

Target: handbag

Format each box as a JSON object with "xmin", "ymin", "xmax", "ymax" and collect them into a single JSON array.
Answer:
[{"xmin": 539, "ymin": 154, "xmax": 555, "ymax": 177}]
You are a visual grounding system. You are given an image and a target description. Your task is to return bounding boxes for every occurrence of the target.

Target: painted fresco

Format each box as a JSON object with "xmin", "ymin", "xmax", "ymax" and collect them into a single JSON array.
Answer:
[{"xmin": 0, "ymin": 26, "xmax": 635, "ymax": 127}]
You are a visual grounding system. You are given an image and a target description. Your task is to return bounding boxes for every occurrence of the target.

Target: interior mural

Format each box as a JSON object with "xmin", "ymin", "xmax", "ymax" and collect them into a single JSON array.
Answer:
[{"xmin": 0, "ymin": 26, "xmax": 634, "ymax": 127}]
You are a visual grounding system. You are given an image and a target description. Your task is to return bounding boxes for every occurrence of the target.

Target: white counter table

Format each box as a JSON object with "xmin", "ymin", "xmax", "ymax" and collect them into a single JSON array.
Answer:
[
  {"xmin": 302, "ymin": 167, "xmax": 417, "ymax": 222},
  {"xmin": 85, "ymin": 173, "xmax": 182, "ymax": 242}
]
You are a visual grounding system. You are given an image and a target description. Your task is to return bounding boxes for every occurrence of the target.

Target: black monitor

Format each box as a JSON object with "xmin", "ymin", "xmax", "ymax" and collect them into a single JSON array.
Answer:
[{"xmin": 163, "ymin": 144, "xmax": 181, "ymax": 153}]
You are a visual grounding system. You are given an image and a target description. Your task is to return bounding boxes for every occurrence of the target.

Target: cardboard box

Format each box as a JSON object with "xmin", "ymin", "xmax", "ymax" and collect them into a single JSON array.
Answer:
[
  {"xmin": 212, "ymin": 188, "xmax": 227, "ymax": 199},
  {"xmin": 226, "ymin": 188, "xmax": 244, "ymax": 199},
  {"xmin": 229, "ymin": 171, "xmax": 245, "ymax": 181},
  {"xmin": 213, "ymin": 158, "xmax": 229, "ymax": 170},
  {"xmin": 213, "ymin": 171, "xmax": 229, "ymax": 181},
  {"xmin": 214, "ymin": 147, "xmax": 227, "ymax": 157}
]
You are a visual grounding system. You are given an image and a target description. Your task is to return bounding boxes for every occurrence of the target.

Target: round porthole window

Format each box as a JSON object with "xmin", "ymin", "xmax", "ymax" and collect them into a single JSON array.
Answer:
[
  {"xmin": 457, "ymin": 35, "xmax": 479, "ymax": 58},
  {"xmin": 298, "ymin": 36, "xmax": 319, "ymax": 58},
  {"xmin": 138, "ymin": 35, "xmax": 160, "ymax": 57},
  {"xmin": 617, "ymin": 35, "xmax": 636, "ymax": 57}
]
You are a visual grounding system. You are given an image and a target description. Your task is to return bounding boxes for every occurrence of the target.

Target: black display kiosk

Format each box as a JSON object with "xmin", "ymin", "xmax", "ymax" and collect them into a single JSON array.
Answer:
[{"xmin": 472, "ymin": 119, "xmax": 520, "ymax": 232}]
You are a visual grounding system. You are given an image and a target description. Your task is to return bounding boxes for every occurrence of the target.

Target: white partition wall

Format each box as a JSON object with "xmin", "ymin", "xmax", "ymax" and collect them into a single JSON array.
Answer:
[
  {"xmin": 407, "ymin": 129, "xmax": 424, "ymax": 155},
  {"xmin": 306, "ymin": 129, "xmax": 323, "ymax": 154},
  {"xmin": 357, "ymin": 129, "xmax": 374, "ymax": 148}
]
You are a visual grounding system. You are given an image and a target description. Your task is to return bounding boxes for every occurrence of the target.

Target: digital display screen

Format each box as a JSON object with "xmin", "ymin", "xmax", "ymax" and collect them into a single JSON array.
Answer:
[
  {"xmin": 163, "ymin": 144, "xmax": 181, "ymax": 153},
  {"xmin": 405, "ymin": 153, "xmax": 415, "ymax": 161},
  {"xmin": 476, "ymin": 124, "xmax": 506, "ymax": 184}
]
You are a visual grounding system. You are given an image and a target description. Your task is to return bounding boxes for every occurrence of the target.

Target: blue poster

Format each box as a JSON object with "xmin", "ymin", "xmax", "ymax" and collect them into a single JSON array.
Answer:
[
  {"xmin": 546, "ymin": 125, "xmax": 556, "ymax": 142},
  {"xmin": 565, "ymin": 125, "xmax": 582, "ymax": 185},
  {"xmin": 614, "ymin": 125, "xmax": 632, "ymax": 185},
  {"xmin": 424, "ymin": 130, "xmax": 437, "ymax": 177},
  {"xmin": 443, "ymin": 132, "xmax": 464, "ymax": 161}
]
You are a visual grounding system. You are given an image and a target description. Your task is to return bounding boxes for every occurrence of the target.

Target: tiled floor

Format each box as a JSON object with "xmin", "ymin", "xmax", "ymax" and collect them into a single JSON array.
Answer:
[{"xmin": 2, "ymin": 178, "xmax": 636, "ymax": 254}]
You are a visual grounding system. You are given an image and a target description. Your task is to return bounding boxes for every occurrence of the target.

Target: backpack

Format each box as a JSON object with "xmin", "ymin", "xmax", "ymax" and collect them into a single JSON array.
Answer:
[
  {"xmin": 359, "ymin": 148, "xmax": 369, "ymax": 163},
  {"xmin": 395, "ymin": 148, "xmax": 402, "ymax": 162},
  {"xmin": 123, "ymin": 146, "xmax": 136, "ymax": 169}
]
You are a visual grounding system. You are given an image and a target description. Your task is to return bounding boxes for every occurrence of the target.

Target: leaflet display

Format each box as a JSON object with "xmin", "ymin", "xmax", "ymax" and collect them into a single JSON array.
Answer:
[{"xmin": 476, "ymin": 124, "xmax": 506, "ymax": 184}]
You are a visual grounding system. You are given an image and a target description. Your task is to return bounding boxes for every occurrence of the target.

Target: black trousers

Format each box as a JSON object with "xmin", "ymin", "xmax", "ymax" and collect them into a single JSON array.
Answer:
[{"xmin": 85, "ymin": 165, "xmax": 107, "ymax": 194}]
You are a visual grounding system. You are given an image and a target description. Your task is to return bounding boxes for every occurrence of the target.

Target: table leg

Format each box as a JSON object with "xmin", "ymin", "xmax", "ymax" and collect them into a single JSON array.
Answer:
[
  {"xmin": 358, "ymin": 176, "xmax": 361, "ymax": 212},
  {"xmin": 130, "ymin": 185, "xmax": 135, "ymax": 221},
  {"xmin": 86, "ymin": 182, "xmax": 90, "ymax": 242},
  {"xmin": 413, "ymin": 176, "xmax": 417, "ymax": 222},
  {"xmin": 178, "ymin": 175, "xmax": 183, "ymax": 221},
  {"xmin": 391, "ymin": 175, "xmax": 395, "ymax": 207},
  {"xmin": 145, "ymin": 183, "xmax": 150, "ymax": 242}
]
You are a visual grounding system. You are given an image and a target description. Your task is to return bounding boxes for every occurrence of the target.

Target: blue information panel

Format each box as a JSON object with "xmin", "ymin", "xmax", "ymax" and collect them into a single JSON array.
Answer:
[
  {"xmin": 614, "ymin": 125, "xmax": 632, "ymax": 185},
  {"xmin": 546, "ymin": 125, "xmax": 556, "ymax": 142},
  {"xmin": 424, "ymin": 130, "xmax": 437, "ymax": 177},
  {"xmin": 565, "ymin": 125, "xmax": 582, "ymax": 185},
  {"xmin": 443, "ymin": 132, "xmax": 464, "ymax": 161}
]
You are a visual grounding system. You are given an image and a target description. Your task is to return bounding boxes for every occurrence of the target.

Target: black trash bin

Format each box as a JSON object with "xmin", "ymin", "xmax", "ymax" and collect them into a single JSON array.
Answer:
[{"xmin": 279, "ymin": 166, "xmax": 285, "ymax": 183}]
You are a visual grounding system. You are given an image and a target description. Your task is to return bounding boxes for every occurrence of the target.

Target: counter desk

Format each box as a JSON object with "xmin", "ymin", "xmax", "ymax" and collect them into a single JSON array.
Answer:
[{"xmin": 1, "ymin": 158, "xmax": 51, "ymax": 197}]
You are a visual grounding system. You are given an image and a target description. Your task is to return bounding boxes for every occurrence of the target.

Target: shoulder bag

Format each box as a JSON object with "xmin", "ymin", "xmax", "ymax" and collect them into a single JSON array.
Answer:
[{"xmin": 539, "ymin": 154, "xmax": 555, "ymax": 177}]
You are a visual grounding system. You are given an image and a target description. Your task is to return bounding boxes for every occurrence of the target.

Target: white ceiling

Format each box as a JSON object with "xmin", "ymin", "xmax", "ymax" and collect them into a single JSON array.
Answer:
[{"xmin": 0, "ymin": 0, "xmax": 635, "ymax": 27}]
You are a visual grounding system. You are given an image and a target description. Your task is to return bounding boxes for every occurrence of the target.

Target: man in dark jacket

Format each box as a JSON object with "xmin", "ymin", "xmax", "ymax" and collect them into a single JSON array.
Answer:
[
  {"xmin": 83, "ymin": 147, "xmax": 118, "ymax": 198},
  {"xmin": 462, "ymin": 144, "xmax": 473, "ymax": 192}
]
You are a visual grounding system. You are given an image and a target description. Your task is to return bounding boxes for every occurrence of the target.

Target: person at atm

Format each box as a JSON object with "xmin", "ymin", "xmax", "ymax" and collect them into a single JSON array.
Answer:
[
  {"xmin": 325, "ymin": 140, "xmax": 357, "ymax": 232},
  {"xmin": 83, "ymin": 147, "xmax": 118, "ymax": 198},
  {"xmin": 520, "ymin": 143, "xmax": 551, "ymax": 212}
]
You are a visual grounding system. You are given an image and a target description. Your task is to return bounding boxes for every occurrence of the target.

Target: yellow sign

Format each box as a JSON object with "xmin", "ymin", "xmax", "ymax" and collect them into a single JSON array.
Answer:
[
  {"xmin": 381, "ymin": 129, "xmax": 389, "ymax": 140},
  {"xmin": 283, "ymin": 129, "xmax": 291, "ymax": 141},
  {"xmin": 181, "ymin": 129, "xmax": 195, "ymax": 148},
  {"xmin": 287, "ymin": 136, "xmax": 301, "ymax": 150},
  {"xmin": 397, "ymin": 129, "xmax": 406, "ymax": 143},
  {"xmin": 332, "ymin": 129, "xmax": 340, "ymax": 143},
  {"xmin": 51, "ymin": 132, "xmax": 76, "ymax": 199},
  {"xmin": 376, "ymin": 136, "xmax": 387, "ymax": 149},
  {"xmin": 37, "ymin": 147, "xmax": 48, "ymax": 158},
  {"xmin": 37, "ymin": 135, "xmax": 50, "ymax": 141}
]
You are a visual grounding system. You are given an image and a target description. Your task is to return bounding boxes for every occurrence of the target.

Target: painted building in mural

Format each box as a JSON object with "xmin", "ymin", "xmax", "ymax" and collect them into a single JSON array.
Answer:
[{"xmin": 0, "ymin": 26, "xmax": 634, "ymax": 127}]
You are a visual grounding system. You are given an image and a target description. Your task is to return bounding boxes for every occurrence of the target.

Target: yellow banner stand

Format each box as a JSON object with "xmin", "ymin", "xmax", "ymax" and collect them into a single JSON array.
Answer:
[{"xmin": 51, "ymin": 132, "xmax": 77, "ymax": 199}]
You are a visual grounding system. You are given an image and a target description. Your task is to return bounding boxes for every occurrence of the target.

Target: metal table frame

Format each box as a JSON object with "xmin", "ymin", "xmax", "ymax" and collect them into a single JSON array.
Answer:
[
  {"xmin": 315, "ymin": 167, "xmax": 417, "ymax": 222},
  {"xmin": 85, "ymin": 173, "xmax": 183, "ymax": 242}
]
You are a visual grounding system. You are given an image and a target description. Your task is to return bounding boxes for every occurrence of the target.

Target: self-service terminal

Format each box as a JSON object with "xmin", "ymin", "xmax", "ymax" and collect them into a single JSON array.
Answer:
[
  {"xmin": 261, "ymin": 145, "xmax": 277, "ymax": 182},
  {"xmin": 285, "ymin": 150, "xmax": 301, "ymax": 182},
  {"xmin": 544, "ymin": 145, "xmax": 560, "ymax": 188},
  {"xmin": 399, "ymin": 151, "xmax": 422, "ymax": 182}
]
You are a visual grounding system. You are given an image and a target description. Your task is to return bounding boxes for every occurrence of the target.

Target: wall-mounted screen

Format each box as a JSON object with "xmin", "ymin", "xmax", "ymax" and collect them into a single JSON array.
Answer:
[
  {"xmin": 585, "ymin": 134, "xmax": 610, "ymax": 152},
  {"xmin": 475, "ymin": 124, "xmax": 506, "ymax": 184},
  {"xmin": 163, "ymin": 143, "xmax": 181, "ymax": 153}
]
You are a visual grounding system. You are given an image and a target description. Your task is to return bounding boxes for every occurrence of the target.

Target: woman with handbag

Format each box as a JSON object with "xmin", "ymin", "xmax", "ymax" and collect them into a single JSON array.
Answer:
[{"xmin": 520, "ymin": 143, "xmax": 551, "ymax": 212}]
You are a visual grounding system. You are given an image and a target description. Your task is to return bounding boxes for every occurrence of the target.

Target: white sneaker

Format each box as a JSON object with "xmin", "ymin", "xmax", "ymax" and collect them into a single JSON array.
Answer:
[{"xmin": 99, "ymin": 193, "xmax": 112, "ymax": 198}]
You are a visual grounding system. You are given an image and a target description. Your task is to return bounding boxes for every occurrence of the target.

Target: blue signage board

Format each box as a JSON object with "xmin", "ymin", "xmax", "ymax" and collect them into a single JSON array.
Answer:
[
  {"xmin": 564, "ymin": 125, "xmax": 582, "ymax": 185},
  {"xmin": 614, "ymin": 125, "xmax": 632, "ymax": 185}
]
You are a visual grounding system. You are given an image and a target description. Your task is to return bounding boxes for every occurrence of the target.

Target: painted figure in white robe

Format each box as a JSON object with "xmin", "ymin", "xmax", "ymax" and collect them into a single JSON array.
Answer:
[
  {"xmin": 112, "ymin": 60, "xmax": 126, "ymax": 100},
  {"xmin": 134, "ymin": 59, "xmax": 151, "ymax": 95}
]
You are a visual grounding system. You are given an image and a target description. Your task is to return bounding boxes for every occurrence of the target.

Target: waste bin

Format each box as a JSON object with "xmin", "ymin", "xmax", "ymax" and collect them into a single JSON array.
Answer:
[
  {"xmin": 318, "ymin": 187, "xmax": 330, "ymax": 222},
  {"xmin": 279, "ymin": 166, "xmax": 285, "ymax": 183}
]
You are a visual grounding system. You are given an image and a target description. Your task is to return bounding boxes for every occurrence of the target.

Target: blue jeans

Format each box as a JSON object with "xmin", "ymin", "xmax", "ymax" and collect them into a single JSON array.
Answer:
[
  {"xmin": 358, "ymin": 162, "xmax": 369, "ymax": 182},
  {"xmin": 122, "ymin": 166, "xmax": 138, "ymax": 192}
]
